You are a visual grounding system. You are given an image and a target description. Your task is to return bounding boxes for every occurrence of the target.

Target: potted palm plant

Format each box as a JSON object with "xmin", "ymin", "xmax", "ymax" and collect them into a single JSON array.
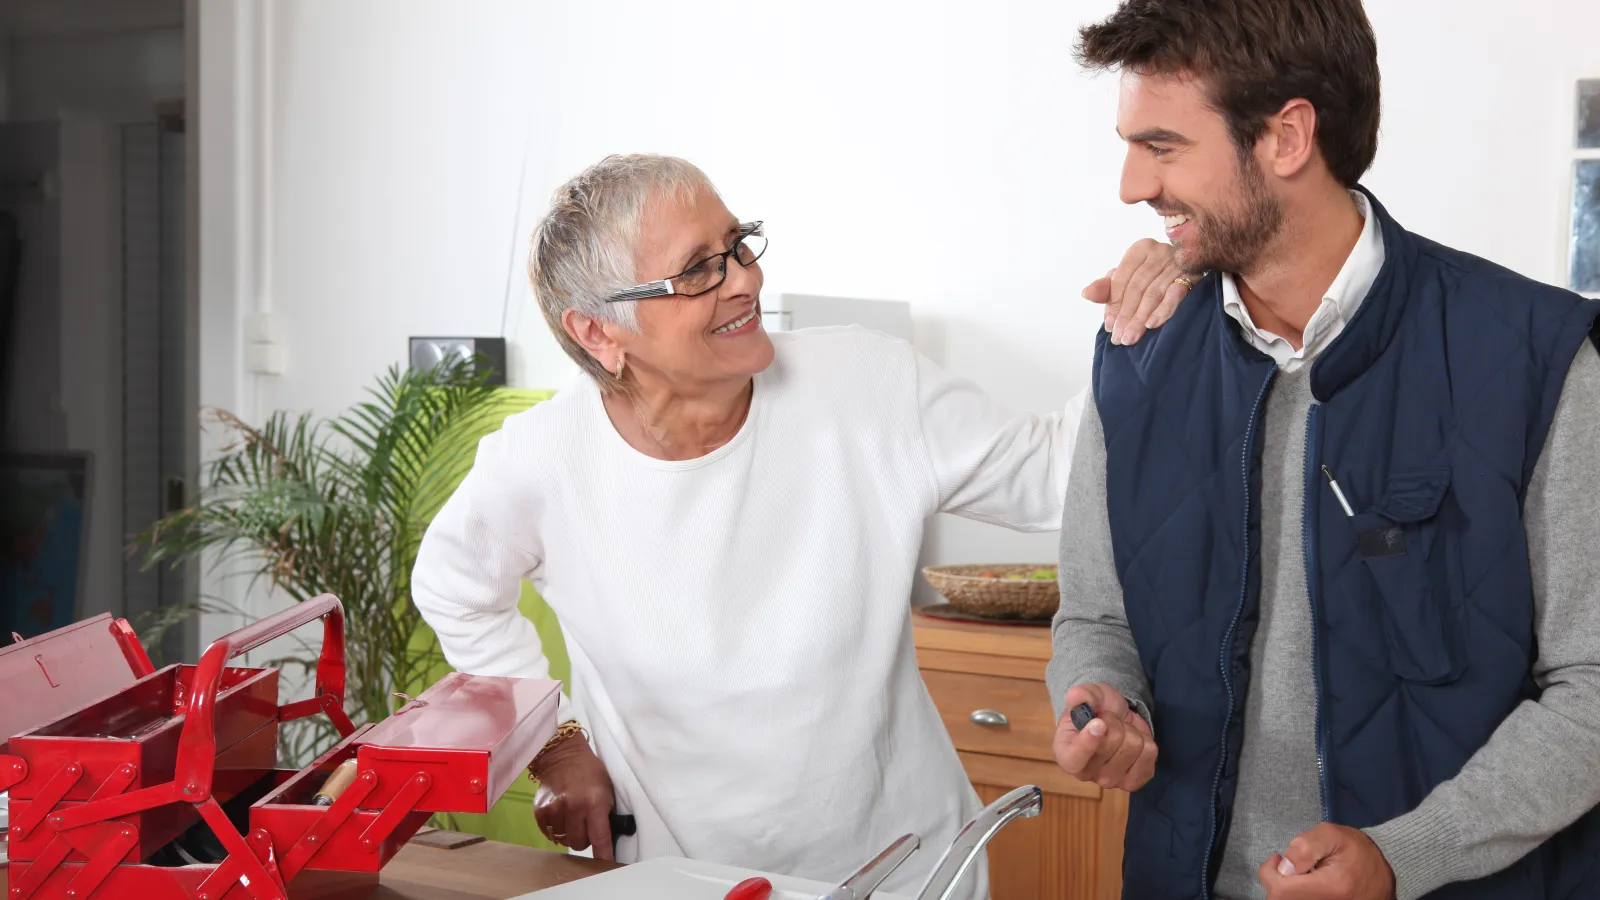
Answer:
[{"xmin": 139, "ymin": 359, "xmax": 502, "ymax": 764}]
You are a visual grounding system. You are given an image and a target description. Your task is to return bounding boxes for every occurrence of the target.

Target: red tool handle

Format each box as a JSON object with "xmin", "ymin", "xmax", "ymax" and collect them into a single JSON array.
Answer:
[{"xmin": 173, "ymin": 593, "xmax": 347, "ymax": 800}]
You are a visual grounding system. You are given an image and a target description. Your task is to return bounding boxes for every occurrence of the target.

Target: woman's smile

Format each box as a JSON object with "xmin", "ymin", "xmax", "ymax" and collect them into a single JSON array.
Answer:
[{"xmin": 711, "ymin": 304, "xmax": 761, "ymax": 337}]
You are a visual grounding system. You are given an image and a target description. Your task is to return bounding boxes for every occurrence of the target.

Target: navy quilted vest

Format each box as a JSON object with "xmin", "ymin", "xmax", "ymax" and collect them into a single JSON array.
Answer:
[{"xmin": 1092, "ymin": 189, "xmax": 1600, "ymax": 899}]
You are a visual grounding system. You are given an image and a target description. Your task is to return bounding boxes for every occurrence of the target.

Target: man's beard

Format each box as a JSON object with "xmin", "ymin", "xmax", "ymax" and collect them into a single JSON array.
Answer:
[{"xmin": 1170, "ymin": 154, "xmax": 1284, "ymax": 274}]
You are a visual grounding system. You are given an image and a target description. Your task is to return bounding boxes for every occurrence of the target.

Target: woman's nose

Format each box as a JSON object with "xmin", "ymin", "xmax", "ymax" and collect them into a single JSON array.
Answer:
[{"xmin": 722, "ymin": 255, "xmax": 761, "ymax": 296}]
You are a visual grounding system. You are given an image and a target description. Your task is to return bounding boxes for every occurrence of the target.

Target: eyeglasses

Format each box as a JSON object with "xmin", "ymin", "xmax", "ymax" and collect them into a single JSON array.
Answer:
[{"xmin": 605, "ymin": 221, "xmax": 767, "ymax": 303}]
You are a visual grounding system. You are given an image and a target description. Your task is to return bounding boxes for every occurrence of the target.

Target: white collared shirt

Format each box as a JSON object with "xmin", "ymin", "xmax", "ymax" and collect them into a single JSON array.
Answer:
[{"xmin": 1221, "ymin": 191, "xmax": 1386, "ymax": 372}]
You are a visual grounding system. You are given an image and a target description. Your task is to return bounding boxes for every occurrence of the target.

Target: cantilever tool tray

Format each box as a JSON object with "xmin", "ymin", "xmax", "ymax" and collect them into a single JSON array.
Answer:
[{"xmin": 1, "ymin": 595, "xmax": 561, "ymax": 900}]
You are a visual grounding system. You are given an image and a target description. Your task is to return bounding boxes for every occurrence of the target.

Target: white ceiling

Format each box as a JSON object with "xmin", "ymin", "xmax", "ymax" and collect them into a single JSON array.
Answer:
[{"xmin": 0, "ymin": 0, "xmax": 182, "ymax": 38}]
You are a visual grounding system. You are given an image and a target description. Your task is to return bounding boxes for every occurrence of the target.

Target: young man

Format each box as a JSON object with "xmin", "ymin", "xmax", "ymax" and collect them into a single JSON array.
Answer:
[{"xmin": 1046, "ymin": 2, "xmax": 1600, "ymax": 899}]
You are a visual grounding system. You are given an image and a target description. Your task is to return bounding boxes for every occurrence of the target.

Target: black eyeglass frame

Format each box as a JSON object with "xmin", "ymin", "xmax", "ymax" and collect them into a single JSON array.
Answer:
[{"xmin": 604, "ymin": 221, "xmax": 766, "ymax": 303}]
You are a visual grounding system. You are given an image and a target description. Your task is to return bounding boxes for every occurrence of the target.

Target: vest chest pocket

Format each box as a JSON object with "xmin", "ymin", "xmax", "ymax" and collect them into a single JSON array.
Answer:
[{"xmin": 1348, "ymin": 468, "xmax": 1463, "ymax": 684}]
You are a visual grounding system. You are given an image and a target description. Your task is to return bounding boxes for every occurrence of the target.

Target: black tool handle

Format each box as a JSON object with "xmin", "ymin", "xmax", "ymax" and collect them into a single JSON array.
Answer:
[
  {"xmin": 609, "ymin": 811, "xmax": 637, "ymax": 837},
  {"xmin": 1069, "ymin": 702, "xmax": 1096, "ymax": 731}
]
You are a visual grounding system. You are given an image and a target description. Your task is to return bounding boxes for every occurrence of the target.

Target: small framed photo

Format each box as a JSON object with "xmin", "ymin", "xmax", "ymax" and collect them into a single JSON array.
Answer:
[
  {"xmin": 1580, "ymin": 79, "xmax": 1600, "ymax": 150},
  {"xmin": 1574, "ymin": 161, "xmax": 1600, "ymax": 294},
  {"xmin": 0, "ymin": 451, "xmax": 92, "ymax": 638},
  {"xmin": 1571, "ymin": 79, "xmax": 1600, "ymax": 295}
]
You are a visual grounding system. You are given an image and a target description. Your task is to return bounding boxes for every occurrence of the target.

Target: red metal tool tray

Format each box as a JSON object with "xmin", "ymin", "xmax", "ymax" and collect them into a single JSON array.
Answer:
[
  {"xmin": 1, "ymin": 594, "xmax": 561, "ymax": 900},
  {"xmin": 1, "ymin": 614, "xmax": 157, "ymax": 796}
]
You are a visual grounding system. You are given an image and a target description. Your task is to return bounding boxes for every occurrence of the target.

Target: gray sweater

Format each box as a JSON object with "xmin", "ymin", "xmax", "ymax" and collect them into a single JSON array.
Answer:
[{"xmin": 1046, "ymin": 343, "xmax": 1600, "ymax": 900}]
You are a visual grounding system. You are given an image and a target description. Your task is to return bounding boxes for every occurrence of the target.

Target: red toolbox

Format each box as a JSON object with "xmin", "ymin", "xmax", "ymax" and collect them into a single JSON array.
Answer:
[
  {"xmin": 2, "ymin": 613, "xmax": 158, "ymax": 798},
  {"xmin": 1, "ymin": 594, "xmax": 561, "ymax": 900}
]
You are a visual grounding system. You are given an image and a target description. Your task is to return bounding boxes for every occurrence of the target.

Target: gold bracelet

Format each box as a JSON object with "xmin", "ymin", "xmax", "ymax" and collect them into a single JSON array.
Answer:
[{"xmin": 528, "ymin": 720, "xmax": 588, "ymax": 777}]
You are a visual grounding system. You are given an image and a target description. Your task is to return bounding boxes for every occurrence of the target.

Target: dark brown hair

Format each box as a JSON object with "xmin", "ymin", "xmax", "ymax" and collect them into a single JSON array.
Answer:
[{"xmin": 1077, "ymin": 0, "xmax": 1381, "ymax": 187}]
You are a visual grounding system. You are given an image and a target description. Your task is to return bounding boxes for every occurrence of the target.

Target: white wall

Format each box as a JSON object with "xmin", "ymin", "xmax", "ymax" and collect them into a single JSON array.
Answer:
[
  {"xmin": 198, "ymin": 0, "xmax": 1600, "ymax": 623},
  {"xmin": 193, "ymin": 1, "xmax": 251, "ymax": 647}
]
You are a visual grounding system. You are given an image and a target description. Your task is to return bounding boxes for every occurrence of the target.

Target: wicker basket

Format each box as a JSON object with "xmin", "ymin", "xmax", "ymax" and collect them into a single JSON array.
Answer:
[{"xmin": 921, "ymin": 564, "xmax": 1059, "ymax": 621}]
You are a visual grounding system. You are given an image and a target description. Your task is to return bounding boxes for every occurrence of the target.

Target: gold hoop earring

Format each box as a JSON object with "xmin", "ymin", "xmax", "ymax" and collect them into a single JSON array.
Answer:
[{"xmin": 614, "ymin": 356, "xmax": 625, "ymax": 379}]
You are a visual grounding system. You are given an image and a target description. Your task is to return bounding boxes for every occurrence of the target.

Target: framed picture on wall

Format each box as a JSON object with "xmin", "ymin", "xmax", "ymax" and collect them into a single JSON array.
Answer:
[
  {"xmin": 0, "ymin": 451, "xmax": 92, "ymax": 639},
  {"xmin": 1569, "ymin": 78, "xmax": 1600, "ymax": 295}
]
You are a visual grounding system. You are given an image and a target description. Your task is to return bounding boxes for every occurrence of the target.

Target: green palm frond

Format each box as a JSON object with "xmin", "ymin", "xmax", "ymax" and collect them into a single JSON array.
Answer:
[{"xmin": 136, "ymin": 357, "xmax": 499, "ymax": 764}]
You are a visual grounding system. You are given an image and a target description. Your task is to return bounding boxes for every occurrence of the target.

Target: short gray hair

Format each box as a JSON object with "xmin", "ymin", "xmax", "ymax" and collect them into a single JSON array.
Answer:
[{"xmin": 528, "ymin": 154, "xmax": 717, "ymax": 390}]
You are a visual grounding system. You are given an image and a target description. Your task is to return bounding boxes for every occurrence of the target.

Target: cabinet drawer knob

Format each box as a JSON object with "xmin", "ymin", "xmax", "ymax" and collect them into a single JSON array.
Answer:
[{"xmin": 969, "ymin": 709, "xmax": 1009, "ymax": 727}]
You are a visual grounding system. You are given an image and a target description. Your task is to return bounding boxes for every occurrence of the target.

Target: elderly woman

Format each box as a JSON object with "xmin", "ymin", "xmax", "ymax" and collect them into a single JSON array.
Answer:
[{"xmin": 412, "ymin": 154, "xmax": 1188, "ymax": 896}]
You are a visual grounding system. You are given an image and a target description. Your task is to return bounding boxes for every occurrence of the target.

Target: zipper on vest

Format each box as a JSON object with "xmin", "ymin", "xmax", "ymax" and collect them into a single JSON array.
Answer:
[
  {"xmin": 1201, "ymin": 368, "xmax": 1276, "ymax": 900},
  {"xmin": 1302, "ymin": 404, "xmax": 1332, "ymax": 822}
]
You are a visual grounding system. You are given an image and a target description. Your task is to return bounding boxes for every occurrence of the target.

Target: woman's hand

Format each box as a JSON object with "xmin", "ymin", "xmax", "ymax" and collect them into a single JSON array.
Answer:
[
  {"xmin": 532, "ymin": 737, "xmax": 618, "ymax": 860},
  {"xmin": 1084, "ymin": 238, "xmax": 1196, "ymax": 347}
]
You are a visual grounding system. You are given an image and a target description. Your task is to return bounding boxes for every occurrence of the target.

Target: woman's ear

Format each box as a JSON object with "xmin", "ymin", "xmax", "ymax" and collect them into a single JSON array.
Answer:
[{"xmin": 562, "ymin": 308, "xmax": 624, "ymax": 368}]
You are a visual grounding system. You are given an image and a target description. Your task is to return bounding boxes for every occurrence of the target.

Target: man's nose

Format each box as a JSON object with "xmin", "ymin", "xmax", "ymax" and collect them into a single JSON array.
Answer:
[{"xmin": 1119, "ymin": 148, "xmax": 1160, "ymax": 207}]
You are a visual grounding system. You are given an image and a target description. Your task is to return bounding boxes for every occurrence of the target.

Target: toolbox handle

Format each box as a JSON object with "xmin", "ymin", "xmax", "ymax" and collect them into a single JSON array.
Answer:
[{"xmin": 174, "ymin": 593, "xmax": 348, "ymax": 801}]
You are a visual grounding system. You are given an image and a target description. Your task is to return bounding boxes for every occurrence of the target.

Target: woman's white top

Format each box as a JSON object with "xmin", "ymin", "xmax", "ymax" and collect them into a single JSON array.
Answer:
[{"xmin": 412, "ymin": 327, "xmax": 1083, "ymax": 898}]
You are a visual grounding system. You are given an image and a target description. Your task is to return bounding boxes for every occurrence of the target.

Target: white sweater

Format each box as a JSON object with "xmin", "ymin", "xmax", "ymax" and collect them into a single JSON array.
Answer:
[{"xmin": 411, "ymin": 327, "xmax": 1083, "ymax": 897}]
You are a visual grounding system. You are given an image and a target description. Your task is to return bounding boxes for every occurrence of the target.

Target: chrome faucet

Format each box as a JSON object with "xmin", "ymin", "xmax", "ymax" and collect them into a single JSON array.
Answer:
[
  {"xmin": 816, "ymin": 833, "xmax": 921, "ymax": 900},
  {"xmin": 912, "ymin": 785, "xmax": 1044, "ymax": 900}
]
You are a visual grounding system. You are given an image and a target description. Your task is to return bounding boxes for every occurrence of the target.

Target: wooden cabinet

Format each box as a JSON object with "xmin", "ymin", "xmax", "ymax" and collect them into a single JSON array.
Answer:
[{"xmin": 913, "ymin": 613, "xmax": 1127, "ymax": 900}]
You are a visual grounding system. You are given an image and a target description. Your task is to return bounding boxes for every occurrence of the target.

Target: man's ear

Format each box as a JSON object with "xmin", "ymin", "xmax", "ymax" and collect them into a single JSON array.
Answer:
[{"xmin": 1261, "ymin": 97, "xmax": 1319, "ymax": 180}]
